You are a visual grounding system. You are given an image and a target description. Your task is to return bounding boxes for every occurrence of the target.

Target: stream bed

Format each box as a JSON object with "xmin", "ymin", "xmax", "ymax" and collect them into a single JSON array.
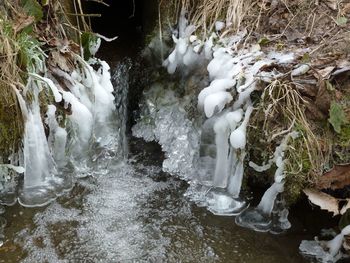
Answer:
[{"xmin": 1, "ymin": 136, "xmax": 313, "ymax": 263}]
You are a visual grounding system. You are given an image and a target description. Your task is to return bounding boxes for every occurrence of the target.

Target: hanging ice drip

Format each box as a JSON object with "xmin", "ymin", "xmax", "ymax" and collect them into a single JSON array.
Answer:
[
  {"xmin": 235, "ymin": 131, "xmax": 298, "ymax": 232},
  {"xmin": 17, "ymin": 76, "xmax": 70, "ymax": 207}
]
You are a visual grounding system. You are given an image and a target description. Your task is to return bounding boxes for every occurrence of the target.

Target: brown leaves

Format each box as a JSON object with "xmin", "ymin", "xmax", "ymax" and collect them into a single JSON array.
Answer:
[
  {"xmin": 316, "ymin": 66, "xmax": 335, "ymax": 79},
  {"xmin": 317, "ymin": 165, "xmax": 350, "ymax": 190},
  {"xmin": 49, "ymin": 51, "xmax": 73, "ymax": 72},
  {"xmin": 304, "ymin": 188, "xmax": 350, "ymax": 216}
]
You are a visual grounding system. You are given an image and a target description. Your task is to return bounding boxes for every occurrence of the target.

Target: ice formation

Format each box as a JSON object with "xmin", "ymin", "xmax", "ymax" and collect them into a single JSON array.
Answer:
[
  {"xmin": 132, "ymin": 85, "xmax": 200, "ymax": 180},
  {"xmin": 299, "ymin": 225, "xmax": 350, "ymax": 262},
  {"xmin": 235, "ymin": 132, "xmax": 298, "ymax": 232},
  {"xmin": 0, "ymin": 37, "xmax": 117, "ymax": 208},
  {"xmin": 135, "ymin": 9, "xmax": 297, "ymax": 228},
  {"xmin": 162, "ymin": 9, "xmax": 199, "ymax": 74}
]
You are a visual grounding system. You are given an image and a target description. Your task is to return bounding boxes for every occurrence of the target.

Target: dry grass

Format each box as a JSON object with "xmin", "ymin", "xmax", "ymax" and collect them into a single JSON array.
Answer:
[
  {"xmin": 170, "ymin": 0, "xmax": 249, "ymax": 38},
  {"xmin": 0, "ymin": 0, "xmax": 92, "ymax": 162},
  {"xmin": 252, "ymin": 79, "xmax": 329, "ymax": 183},
  {"xmin": 247, "ymin": 79, "xmax": 332, "ymax": 203}
]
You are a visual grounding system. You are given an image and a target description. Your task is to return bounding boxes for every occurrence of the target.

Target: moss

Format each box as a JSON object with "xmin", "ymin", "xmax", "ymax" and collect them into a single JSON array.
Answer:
[
  {"xmin": 283, "ymin": 134, "xmax": 312, "ymax": 205},
  {"xmin": 0, "ymin": 83, "xmax": 24, "ymax": 163},
  {"xmin": 333, "ymin": 123, "xmax": 350, "ymax": 164}
]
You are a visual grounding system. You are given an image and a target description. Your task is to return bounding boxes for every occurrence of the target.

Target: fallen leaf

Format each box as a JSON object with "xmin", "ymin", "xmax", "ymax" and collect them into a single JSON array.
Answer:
[
  {"xmin": 336, "ymin": 59, "xmax": 350, "ymax": 68},
  {"xmin": 317, "ymin": 66, "xmax": 335, "ymax": 79},
  {"xmin": 49, "ymin": 51, "xmax": 72, "ymax": 72},
  {"xmin": 340, "ymin": 202, "xmax": 350, "ymax": 215},
  {"xmin": 22, "ymin": 0, "xmax": 43, "ymax": 21},
  {"xmin": 258, "ymin": 37, "xmax": 270, "ymax": 46},
  {"xmin": 304, "ymin": 188, "xmax": 340, "ymax": 216},
  {"xmin": 317, "ymin": 164, "xmax": 350, "ymax": 190},
  {"xmin": 336, "ymin": 16, "xmax": 348, "ymax": 26},
  {"xmin": 329, "ymin": 102, "xmax": 348, "ymax": 133},
  {"xmin": 315, "ymin": 81, "xmax": 332, "ymax": 114},
  {"xmin": 332, "ymin": 66, "xmax": 350, "ymax": 76}
]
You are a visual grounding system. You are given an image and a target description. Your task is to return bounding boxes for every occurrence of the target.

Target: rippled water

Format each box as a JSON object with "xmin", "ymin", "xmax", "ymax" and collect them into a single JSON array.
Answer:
[{"xmin": 0, "ymin": 136, "xmax": 317, "ymax": 262}]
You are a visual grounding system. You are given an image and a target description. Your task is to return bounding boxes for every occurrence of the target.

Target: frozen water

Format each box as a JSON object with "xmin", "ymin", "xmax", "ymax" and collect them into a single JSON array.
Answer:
[
  {"xmin": 230, "ymin": 105, "xmax": 253, "ymax": 149},
  {"xmin": 299, "ymin": 240, "xmax": 343, "ymax": 263},
  {"xmin": 133, "ymin": 85, "xmax": 200, "ymax": 180},
  {"xmin": 212, "ymin": 116, "xmax": 231, "ymax": 188},
  {"xmin": 215, "ymin": 21, "xmax": 225, "ymax": 31},
  {"xmin": 257, "ymin": 183, "xmax": 284, "ymax": 215},
  {"xmin": 206, "ymin": 189, "xmax": 247, "ymax": 216},
  {"xmin": 268, "ymin": 52, "xmax": 294, "ymax": 64},
  {"xmin": 62, "ymin": 91, "xmax": 93, "ymax": 153},
  {"xmin": 204, "ymin": 91, "xmax": 233, "ymax": 118},
  {"xmin": 300, "ymin": 225, "xmax": 350, "ymax": 263},
  {"xmin": 198, "ymin": 78, "xmax": 236, "ymax": 110},
  {"xmin": 46, "ymin": 105, "xmax": 67, "ymax": 168},
  {"xmin": 227, "ymin": 152, "xmax": 245, "ymax": 198},
  {"xmin": 235, "ymin": 208, "xmax": 273, "ymax": 232},
  {"xmin": 235, "ymin": 132, "xmax": 296, "ymax": 232},
  {"xmin": 17, "ymin": 78, "xmax": 59, "ymax": 207}
]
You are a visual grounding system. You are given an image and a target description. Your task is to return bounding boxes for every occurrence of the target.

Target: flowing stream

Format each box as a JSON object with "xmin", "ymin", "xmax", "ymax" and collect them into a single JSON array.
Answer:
[{"xmin": 0, "ymin": 37, "xmax": 341, "ymax": 263}]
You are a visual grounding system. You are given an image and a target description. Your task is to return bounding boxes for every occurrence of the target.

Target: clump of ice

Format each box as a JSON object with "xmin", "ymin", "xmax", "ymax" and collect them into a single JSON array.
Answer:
[
  {"xmin": 235, "ymin": 132, "xmax": 297, "ymax": 232},
  {"xmin": 132, "ymin": 85, "xmax": 200, "ymax": 180},
  {"xmin": 215, "ymin": 21, "xmax": 225, "ymax": 32},
  {"xmin": 204, "ymin": 91, "xmax": 233, "ymax": 118},
  {"xmin": 162, "ymin": 10, "xmax": 200, "ymax": 74},
  {"xmin": 299, "ymin": 225, "xmax": 350, "ymax": 263},
  {"xmin": 160, "ymin": 10, "xmax": 297, "ymax": 223},
  {"xmin": 0, "ymin": 37, "xmax": 119, "ymax": 208}
]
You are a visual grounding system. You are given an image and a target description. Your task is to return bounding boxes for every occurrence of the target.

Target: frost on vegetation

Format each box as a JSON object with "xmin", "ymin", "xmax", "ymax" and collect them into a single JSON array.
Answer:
[
  {"xmin": 162, "ymin": 10, "xmax": 204, "ymax": 74},
  {"xmin": 0, "ymin": 37, "xmax": 119, "ymax": 208}
]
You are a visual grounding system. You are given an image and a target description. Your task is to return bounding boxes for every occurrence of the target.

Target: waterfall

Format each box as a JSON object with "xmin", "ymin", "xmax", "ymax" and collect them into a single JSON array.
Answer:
[{"xmin": 112, "ymin": 59, "xmax": 131, "ymax": 159}]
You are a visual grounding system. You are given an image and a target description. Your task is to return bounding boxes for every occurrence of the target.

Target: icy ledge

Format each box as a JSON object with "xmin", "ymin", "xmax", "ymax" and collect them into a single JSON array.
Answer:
[{"xmin": 300, "ymin": 225, "xmax": 350, "ymax": 263}]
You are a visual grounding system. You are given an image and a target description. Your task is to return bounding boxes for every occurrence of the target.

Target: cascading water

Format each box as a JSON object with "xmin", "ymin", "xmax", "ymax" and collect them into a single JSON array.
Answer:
[{"xmin": 112, "ymin": 59, "xmax": 131, "ymax": 158}]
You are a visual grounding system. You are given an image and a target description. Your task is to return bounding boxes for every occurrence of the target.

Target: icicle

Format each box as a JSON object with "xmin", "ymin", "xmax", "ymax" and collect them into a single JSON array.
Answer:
[
  {"xmin": 227, "ymin": 151, "xmax": 245, "ymax": 198},
  {"xmin": 212, "ymin": 116, "xmax": 231, "ymax": 188},
  {"xmin": 17, "ymin": 78, "xmax": 59, "ymax": 207},
  {"xmin": 62, "ymin": 91, "xmax": 93, "ymax": 151},
  {"xmin": 230, "ymin": 104, "xmax": 253, "ymax": 149},
  {"xmin": 236, "ymin": 131, "xmax": 297, "ymax": 232},
  {"xmin": 46, "ymin": 105, "xmax": 67, "ymax": 168}
]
